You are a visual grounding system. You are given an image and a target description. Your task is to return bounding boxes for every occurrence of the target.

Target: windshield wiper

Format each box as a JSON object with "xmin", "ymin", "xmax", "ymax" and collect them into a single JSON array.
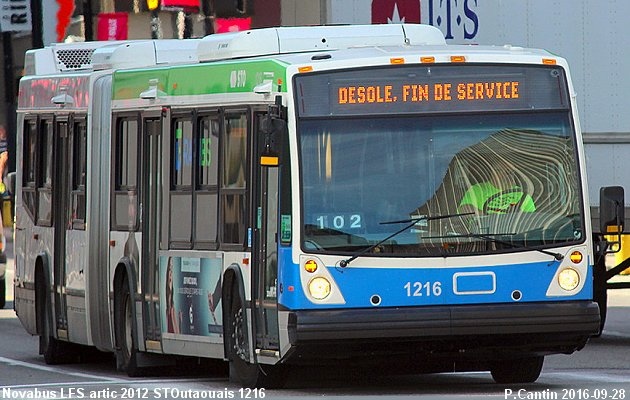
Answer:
[
  {"xmin": 338, "ymin": 212, "xmax": 474, "ymax": 268},
  {"xmin": 421, "ymin": 232, "xmax": 564, "ymax": 261}
]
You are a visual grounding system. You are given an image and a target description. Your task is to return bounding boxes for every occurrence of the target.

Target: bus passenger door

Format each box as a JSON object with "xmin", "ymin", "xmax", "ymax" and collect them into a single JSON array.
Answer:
[
  {"xmin": 52, "ymin": 117, "xmax": 72, "ymax": 338},
  {"xmin": 253, "ymin": 111, "xmax": 282, "ymax": 354},
  {"xmin": 140, "ymin": 111, "xmax": 163, "ymax": 345}
]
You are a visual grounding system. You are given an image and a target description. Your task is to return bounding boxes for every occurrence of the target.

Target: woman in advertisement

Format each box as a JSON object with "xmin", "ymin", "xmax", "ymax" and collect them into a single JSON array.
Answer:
[{"xmin": 165, "ymin": 257, "xmax": 180, "ymax": 334}]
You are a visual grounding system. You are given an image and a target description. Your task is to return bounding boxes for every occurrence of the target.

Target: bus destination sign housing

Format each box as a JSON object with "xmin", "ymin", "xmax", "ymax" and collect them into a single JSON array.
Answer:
[{"xmin": 296, "ymin": 64, "xmax": 569, "ymax": 117}]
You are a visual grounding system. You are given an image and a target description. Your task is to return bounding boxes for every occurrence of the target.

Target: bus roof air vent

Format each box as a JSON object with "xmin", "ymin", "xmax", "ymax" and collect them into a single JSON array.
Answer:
[
  {"xmin": 56, "ymin": 48, "xmax": 95, "ymax": 71},
  {"xmin": 24, "ymin": 39, "xmax": 201, "ymax": 76},
  {"xmin": 24, "ymin": 41, "xmax": 137, "ymax": 75},
  {"xmin": 197, "ymin": 24, "xmax": 446, "ymax": 62},
  {"xmin": 51, "ymin": 41, "xmax": 134, "ymax": 72}
]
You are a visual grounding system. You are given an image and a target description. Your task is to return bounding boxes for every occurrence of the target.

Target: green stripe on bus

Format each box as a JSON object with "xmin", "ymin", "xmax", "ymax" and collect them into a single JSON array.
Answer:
[
  {"xmin": 112, "ymin": 60, "xmax": 289, "ymax": 100},
  {"xmin": 113, "ymin": 70, "xmax": 169, "ymax": 101}
]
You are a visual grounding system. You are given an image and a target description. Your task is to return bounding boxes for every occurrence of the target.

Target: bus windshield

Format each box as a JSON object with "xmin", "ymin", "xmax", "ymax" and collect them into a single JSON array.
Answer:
[{"xmin": 298, "ymin": 112, "xmax": 582, "ymax": 256}]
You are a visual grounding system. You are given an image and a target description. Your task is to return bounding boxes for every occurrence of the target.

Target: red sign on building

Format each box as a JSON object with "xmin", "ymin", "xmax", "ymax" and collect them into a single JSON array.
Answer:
[
  {"xmin": 371, "ymin": 0, "xmax": 421, "ymax": 24},
  {"xmin": 215, "ymin": 18, "xmax": 252, "ymax": 33},
  {"xmin": 97, "ymin": 12, "xmax": 128, "ymax": 41},
  {"xmin": 160, "ymin": 0, "xmax": 199, "ymax": 13}
]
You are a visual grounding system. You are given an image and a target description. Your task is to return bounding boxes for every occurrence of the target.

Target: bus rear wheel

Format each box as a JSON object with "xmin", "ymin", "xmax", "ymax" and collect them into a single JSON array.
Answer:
[
  {"xmin": 115, "ymin": 277, "xmax": 141, "ymax": 376},
  {"xmin": 490, "ymin": 355, "xmax": 544, "ymax": 384},
  {"xmin": 227, "ymin": 281, "xmax": 286, "ymax": 388}
]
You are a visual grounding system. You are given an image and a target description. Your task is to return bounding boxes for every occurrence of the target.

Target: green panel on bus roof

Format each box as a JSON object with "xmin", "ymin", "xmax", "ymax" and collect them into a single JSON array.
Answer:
[
  {"xmin": 113, "ymin": 69, "xmax": 170, "ymax": 101},
  {"xmin": 112, "ymin": 60, "xmax": 288, "ymax": 100}
]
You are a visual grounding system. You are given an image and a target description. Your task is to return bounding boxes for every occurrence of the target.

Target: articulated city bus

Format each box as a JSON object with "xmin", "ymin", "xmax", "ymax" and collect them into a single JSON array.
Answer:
[{"xmin": 13, "ymin": 24, "xmax": 621, "ymax": 387}]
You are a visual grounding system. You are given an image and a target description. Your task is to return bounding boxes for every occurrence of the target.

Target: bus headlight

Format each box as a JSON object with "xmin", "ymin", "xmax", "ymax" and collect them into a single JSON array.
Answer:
[
  {"xmin": 558, "ymin": 268, "xmax": 580, "ymax": 291},
  {"xmin": 308, "ymin": 277, "xmax": 331, "ymax": 300}
]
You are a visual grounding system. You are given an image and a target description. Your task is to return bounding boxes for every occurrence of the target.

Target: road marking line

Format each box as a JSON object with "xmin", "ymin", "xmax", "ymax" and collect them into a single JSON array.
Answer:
[
  {"xmin": 0, "ymin": 356, "xmax": 128, "ymax": 382},
  {"xmin": 545, "ymin": 370, "xmax": 630, "ymax": 384},
  {"xmin": 2, "ymin": 380, "xmax": 132, "ymax": 389},
  {"xmin": 1, "ymin": 377, "xmax": 221, "ymax": 391}
]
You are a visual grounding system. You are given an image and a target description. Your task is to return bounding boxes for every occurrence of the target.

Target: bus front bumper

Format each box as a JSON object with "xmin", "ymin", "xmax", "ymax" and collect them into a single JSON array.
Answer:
[{"xmin": 285, "ymin": 301, "xmax": 599, "ymax": 360}]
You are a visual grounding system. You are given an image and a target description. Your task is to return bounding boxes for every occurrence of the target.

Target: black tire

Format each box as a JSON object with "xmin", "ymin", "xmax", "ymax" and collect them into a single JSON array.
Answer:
[
  {"xmin": 226, "ymin": 281, "xmax": 286, "ymax": 388},
  {"xmin": 0, "ymin": 277, "xmax": 5, "ymax": 309},
  {"xmin": 490, "ymin": 356, "xmax": 544, "ymax": 384},
  {"xmin": 115, "ymin": 278, "xmax": 141, "ymax": 376},
  {"xmin": 36, "ymin": 277, "xmax": 75, "ymax": 364}
]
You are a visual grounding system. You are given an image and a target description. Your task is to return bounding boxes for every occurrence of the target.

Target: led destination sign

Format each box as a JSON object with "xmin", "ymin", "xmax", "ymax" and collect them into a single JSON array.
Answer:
[
  {"xmin": 337, "ymin": 81, "xmax": 520, "ymax": 105},
  {"xmin": 295, "ymin": 65, "xmax": 569, "ymax": 117}
]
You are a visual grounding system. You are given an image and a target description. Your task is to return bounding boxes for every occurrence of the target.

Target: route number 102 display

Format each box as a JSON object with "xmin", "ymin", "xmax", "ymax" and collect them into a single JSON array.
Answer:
[{"xmin": 312, "ymin": 213, "xmax": 364, "ymax": 231}]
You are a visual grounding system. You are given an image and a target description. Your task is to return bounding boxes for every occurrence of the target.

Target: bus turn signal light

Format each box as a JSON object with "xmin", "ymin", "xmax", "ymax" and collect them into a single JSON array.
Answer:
[
  {"xmin": 569, "ymin": 251, "xmax": 583, "ymax": 264},
  {"xmin": 304, "ymin": 259, "xmax": 318, "ymax": 273}
]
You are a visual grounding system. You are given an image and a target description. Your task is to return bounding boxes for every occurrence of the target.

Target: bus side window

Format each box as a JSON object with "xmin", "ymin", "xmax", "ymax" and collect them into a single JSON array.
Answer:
[
  {"xmin": 169, "ymin": 117, "xmax": 194, "ymax": 248},
  {"xmin": 195, "ymin": 116, "xmax": 219, "ymax": 249},
  {"xmin": 36, "ymin": 119, "xmax": 54, "ymax": 226},
  {"xmin": 22, "ymin": 118, "xmax": 38, "ymax": 222},
  {"xmin": 71, "ymin": 118, "xmax": 87, "ymax": 229},
  {"xmin": 221, "ymin": 112, "xmax": 248, "ymax": 247},
  {"xmin": 112, "ymin": 116, "xmax": 139, "ymax": 231}
]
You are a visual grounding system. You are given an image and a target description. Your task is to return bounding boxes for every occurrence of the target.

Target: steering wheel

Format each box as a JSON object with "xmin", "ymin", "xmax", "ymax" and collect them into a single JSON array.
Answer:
[{"xmin": 482, "ymin": 188, "xmax": 527, "ymax": 214}]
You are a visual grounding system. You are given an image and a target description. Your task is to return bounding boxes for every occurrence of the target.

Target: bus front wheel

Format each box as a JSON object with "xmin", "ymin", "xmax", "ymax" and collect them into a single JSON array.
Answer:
[
  {"xmin": 490, "ymin": 355, "xmax": 544, "ymax": 384},
  {"xmin": 115, "ymin": 277, "xmax": 140, "ymax": 376},
  {"xmin": 226, "ymin": 281, "xmax": 286, "ymax": 388}
]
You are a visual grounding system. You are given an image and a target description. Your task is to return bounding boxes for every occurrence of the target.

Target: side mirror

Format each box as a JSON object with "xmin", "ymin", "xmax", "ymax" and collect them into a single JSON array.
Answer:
[
  {"xmin": 600, "ymin": 186, "xmax": 624, "ymax": 234},
  {"xmin": 259, "ymin": 96, "xmax": 287, "ymax": 166}
]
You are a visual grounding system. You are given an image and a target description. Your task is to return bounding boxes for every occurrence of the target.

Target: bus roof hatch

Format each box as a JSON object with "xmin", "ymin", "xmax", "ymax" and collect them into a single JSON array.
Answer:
[{"xmin": 197, "ymin": 24, "xmax": 446, "ymax": 62}]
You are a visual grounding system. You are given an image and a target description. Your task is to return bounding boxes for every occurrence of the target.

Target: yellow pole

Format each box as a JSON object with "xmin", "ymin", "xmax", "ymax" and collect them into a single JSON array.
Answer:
[
  {"xmin": 2, "ymin": 197, "xmax": 11, "ymax": 228},
  {"xmin": 614, "ymin": 234, "xmax": 630, "ymax": 275}
]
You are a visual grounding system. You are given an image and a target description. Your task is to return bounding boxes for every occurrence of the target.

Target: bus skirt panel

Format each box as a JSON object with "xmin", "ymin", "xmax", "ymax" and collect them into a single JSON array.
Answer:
[{"xmin": 285, "ymin": 300, "xmax": 599, "ymax": 362}]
